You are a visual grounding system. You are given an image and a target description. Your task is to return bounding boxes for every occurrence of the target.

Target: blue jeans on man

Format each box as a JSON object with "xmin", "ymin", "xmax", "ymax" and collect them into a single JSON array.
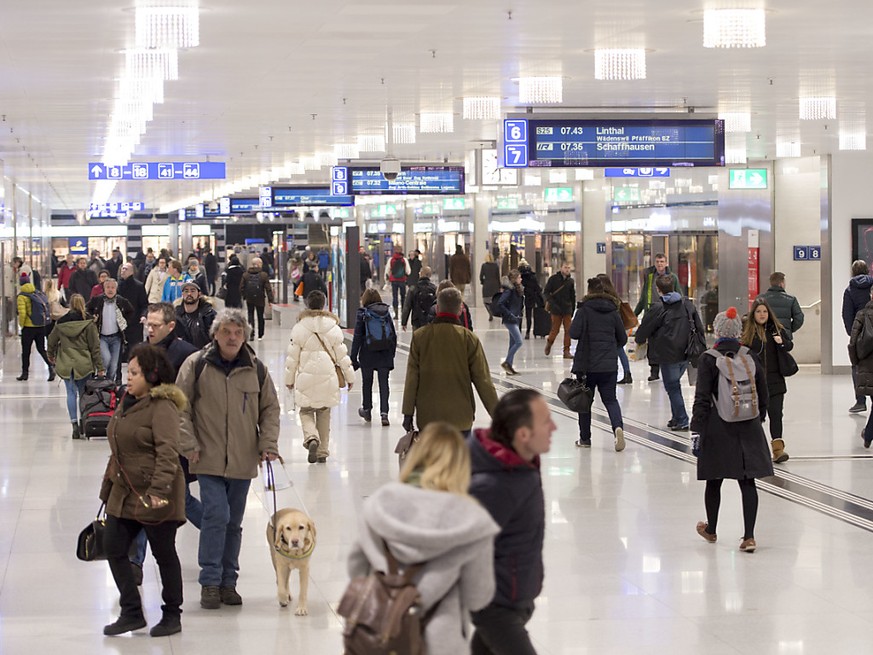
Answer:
[
  {"xmin": 197, "ymin": 475, "xmax": 252, "ymax": 587},
  {"xmin": 390, "ymin": 281, "xmax": 406, "ymax": 315},
  {"xmin": 577, "ymin": 371, "xmax": 623, "ymax": 441},
  {"xmin": 99, "ymin": 333, "xmax": 123, "ymax": 381},
  {"xmin": 660, "ymin": 361, "xmax": 689, "ymax": 427}
]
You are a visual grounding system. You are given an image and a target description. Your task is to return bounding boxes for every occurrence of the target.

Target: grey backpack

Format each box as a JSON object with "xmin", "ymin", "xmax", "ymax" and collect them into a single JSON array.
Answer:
[{"xmin": 707, "ymin": 346, "xmax": 759, "ymax": 422}]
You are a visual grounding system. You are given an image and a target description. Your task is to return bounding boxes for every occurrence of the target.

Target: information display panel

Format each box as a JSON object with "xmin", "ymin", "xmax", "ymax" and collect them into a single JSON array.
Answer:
[
  {"xmin": 503, "ymin": 118, "xmax": 725, "ymax": 168},
  {"xmin": 230, "ymin": 198, "xmax": 260, "ymax": 213},
  {"xmin": 343, "ymin": 165, "xmax": 465, "ymax": 195},
  {"xmin": 271, "ymin": 186, "xmax": 354, "ymax": 207}
]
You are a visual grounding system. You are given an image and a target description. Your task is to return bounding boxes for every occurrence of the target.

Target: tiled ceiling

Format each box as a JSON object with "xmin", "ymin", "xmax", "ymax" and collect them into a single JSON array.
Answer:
[{"xmin": 0, "ymin": 0, "xmax": 870, "ymax": 211}]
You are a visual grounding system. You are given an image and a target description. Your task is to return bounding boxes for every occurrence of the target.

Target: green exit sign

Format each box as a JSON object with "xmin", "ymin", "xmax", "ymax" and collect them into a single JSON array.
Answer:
[
  {"xmin": 613, "ymin": 187, "xmax": 640, "ymax": 204},
  {"xmin": 729, "ymin": 169, "xmax": 768, "ymax": 189},
  {"xmin": 544, "ymin": 187, "xmax": 573, "ymax": 203},
  {"xmin": 443, "ymin": 198, "xmax": 466, "ymax": 210},
  {"xmin": 496, "ymin": 197, "xmax": 519, "ymax": 210}
]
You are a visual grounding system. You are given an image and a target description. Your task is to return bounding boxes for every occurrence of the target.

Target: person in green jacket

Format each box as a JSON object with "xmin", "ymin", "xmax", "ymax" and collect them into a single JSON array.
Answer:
[
  {"xmin": 633, "ymin": 253, "xmax": 682, "ymax": 382},
  {"xmin": 47, "ymin": 293, "xmax": 104, "ymax": 440},
  {"xmin": 759, "ymin": 271, "xmax": 805, "ymax": 339}
]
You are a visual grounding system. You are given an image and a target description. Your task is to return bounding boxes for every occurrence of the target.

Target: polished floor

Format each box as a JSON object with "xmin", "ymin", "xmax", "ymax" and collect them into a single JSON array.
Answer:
[{"xmin": 1, "ymin": 301, "xmax": 872, "ymax": 654}]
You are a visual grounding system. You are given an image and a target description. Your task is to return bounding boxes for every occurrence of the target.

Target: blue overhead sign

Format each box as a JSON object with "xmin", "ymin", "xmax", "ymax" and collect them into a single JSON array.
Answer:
[
  {"xmin": 88, "ymin": 162, "xmax": 226, "ymax": 181},
  {"xmin": 331, "ymin": 167, "xmax": 349, "ymax": 196},
  {"xmin": 89, "ymin": 201, "xmax": 145, "ymax": 212},
  {"xmin": 230, "ymin": 198, "xmax": 261, "ymax": 213},
  {"xmin": 272, "ymin": 186, "xmax": 354, "ymax": 207},
  {"xmin": 793, "ymin": 245, "xmax": 821, "ymax": 261},
  {"xmin": 342, "ymin": 165, "xmax": 465, "ymax": 195},
  {"xmin": 504, "ymin": 120, "xmax": 529, "ymax": 168},
  {"xmin": 69, "ymin": 238, "xmax": 88, "ymax": 256},
  {"xmin": 605, "ymin": 167, "xmax": 671, "ymax": 178}
]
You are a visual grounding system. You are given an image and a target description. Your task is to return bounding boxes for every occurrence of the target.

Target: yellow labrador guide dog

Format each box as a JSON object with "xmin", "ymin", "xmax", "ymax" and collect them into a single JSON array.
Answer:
[{"xmin": 267, "ymin": 508, "xmax": 317, "ymax": 615}]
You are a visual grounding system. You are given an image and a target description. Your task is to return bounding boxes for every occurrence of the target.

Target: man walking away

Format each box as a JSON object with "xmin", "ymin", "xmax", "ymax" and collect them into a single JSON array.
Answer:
[
  {"xmin": 468, "ymin": 389, "xmax": 555, "ymax": 655},
  {"xmin": 543, "ymin": 261, "xmax": 577, "ymax": 359},
  {"xmin": 401, "ymin": 266, "xmax": 437, "ymax": 331},
  {"xmin": 634, "ymin": 253, "xmax": 681, "ymax": 381},
  {"xmin": 843, "ymin": 260, "xmax": 873, "ymax": 413},
  {"xmin": 760, "ymin": 271, "xmax": 804, "ymax": 339},
  {"xmin": 386, "ymin": 246, "xmax": 409, "ymax": 319},
  {"xmin": 203, "ymin": 248, "xmax": 219, "ymax": 296},
  {"xmin": 449, "ymin": 245, "xmax": 472, "ymax": 296},
  {"xmin": 117, "ymin": 262, "xmax": 149, "ymax": 383},
  {"xmin": 240, "ymin": 257, "xmax": 274, "ymax": 341}
]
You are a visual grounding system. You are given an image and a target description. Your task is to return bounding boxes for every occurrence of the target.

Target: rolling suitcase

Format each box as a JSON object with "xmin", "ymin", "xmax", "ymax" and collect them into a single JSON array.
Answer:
[
  {"xmin": 79, "ymin": 377, "xmax": 119, "ymax": 439},
  {"xmin": 533, "ymin": 307, "xmax": 551, "ymax": 338}
]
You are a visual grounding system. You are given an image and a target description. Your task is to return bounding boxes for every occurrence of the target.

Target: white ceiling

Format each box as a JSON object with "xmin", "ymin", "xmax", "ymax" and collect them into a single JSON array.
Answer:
[{"xmin": 1, "ymin": 0, "xmax": 871, "ymax": 212}]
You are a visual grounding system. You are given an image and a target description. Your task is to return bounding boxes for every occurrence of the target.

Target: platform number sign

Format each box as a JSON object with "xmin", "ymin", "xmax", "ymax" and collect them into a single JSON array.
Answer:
[
  {"xmin": 504, "ymin": 119, "xmax": 529, "ymax": 168},
  {"xmin": 793, "ymin": 245, "xmax": 821, "ymax": 261},
  {"xmin": 331, "ymin": 166, "xmax": 349, "ymax": 195}
]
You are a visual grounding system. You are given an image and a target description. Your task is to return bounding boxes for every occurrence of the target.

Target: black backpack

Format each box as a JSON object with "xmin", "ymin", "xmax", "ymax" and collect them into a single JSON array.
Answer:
[
  {"xmin": 415, "ymin": 285, "xmax": 436, "ymax": 322},
  {"xmin": 490, "ymin": 290, "xmax": 506, "ymax": 317},
  {"xmin": 243, "ymin": 274, "xmax": 262, "ymax": 302}
]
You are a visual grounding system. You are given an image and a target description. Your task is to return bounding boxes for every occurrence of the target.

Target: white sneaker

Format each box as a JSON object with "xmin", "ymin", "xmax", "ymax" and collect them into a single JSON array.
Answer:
[
  {"xmin": 258, "ymin": 336, "xmax": 264, "ymax": 341},
  {"xmin": 614, "ymin": 427, "xmax": 626, "ymax": 452}
]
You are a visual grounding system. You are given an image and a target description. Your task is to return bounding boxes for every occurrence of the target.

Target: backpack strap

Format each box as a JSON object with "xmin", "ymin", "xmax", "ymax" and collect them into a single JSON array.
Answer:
[
  {"xmin": 191, "ymin": 350, "xmax": 266, "ymax": 404},
  {"xmin": 737, "ymin": 347, "xmax": 759, "ymax": 416}
]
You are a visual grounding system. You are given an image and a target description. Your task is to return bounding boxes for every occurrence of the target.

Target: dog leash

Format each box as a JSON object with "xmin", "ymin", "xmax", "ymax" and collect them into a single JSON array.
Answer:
[{"xmin": 265, "ymin": 459, "xmax": 316, "ymax": 560}]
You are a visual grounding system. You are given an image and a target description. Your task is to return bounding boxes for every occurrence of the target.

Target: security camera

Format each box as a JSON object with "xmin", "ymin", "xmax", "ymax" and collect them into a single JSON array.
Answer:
[{"xmin": 380, "ymin": 157, "xmax": 401, "ymax": 181}]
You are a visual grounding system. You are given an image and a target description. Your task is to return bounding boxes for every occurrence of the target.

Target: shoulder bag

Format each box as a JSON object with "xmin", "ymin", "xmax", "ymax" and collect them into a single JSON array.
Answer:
[
  {"xmin": 619, "ymin": 301, "xmax": 638, "ymax": 330},
  {"xmin": 777, "ymin": 340, "xmax": 799, "ymax": 377},
  {"xmin": 683, "ymin": 301, "xmax": 707, "ymax": 367},
  {"xmin": 558, "ymin": 377, "xmax": 595, "ymax": 413},
  {"xmin": 314, "ymin": 332, "xmax": 346, "ymax": 388},
  {"xmin": 76, "ymin": 502, "xmax": 107, "ymax": 562}
]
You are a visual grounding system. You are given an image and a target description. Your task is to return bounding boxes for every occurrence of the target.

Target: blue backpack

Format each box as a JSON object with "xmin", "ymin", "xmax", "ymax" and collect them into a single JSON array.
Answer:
[
  {"xmin": 363, "ymin": 307, "xmax": 394, "ymax": 351},
  {"xmin": 21, "ymin": 290, "xmax": 50, "ymax": 327}
]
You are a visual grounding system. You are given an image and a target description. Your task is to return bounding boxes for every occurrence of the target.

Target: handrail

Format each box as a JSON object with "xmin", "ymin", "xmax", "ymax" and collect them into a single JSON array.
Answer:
[{"xmin": 800, "ymin": 299, "xmax": 822, "ymax": 310}]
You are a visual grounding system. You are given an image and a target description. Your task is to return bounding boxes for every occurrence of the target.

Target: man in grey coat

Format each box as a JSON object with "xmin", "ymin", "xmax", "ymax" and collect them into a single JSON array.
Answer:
[{"xmin": 760, "ymin": 271, "xmax": 804, "ymax": 338}]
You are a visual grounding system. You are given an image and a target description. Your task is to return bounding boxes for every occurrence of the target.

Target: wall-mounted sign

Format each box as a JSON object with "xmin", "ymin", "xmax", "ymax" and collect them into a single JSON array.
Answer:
[
  {"xmin": 613, "ymin": 187, "xmax": 641, "ymax": 204},
  {"xmin": 443, "ymin": 198, "xmax": 466, "ymax": 210},
  {"xmin": 88, "ymin": 162, "xmax": 226, "ymax": 181},
  {"xmin": 544, "ymin": 187, "xmax": 573, "ymax": 202},
  {"xmin": 68, "ymin": 238, "xmax": 89, "ymax": 256},
  {"xmin": 793, "ymin": 245, "xmax": 821, "ymax": 261},
  {"xmin": 502, "ymin": 118, "xmax": 725, "ymax": 168},
  {"xmin": 496, "ymin": 197, "xmax": 519, "ymax": 210},
  {"xmin": 596, "ymin": 242, "xmax": 607, "ymax": 254},
  {"xmin": 219, "ymin": 197, "xmax": 231, "ymax": 215},
  {"xmin": 272, "ymin": 186, "xmax": 354, "ymax": 207},
  {"xmin": 89, "ymin": 202, "xmax": 145, "ymax": 212},
  {"xmin": 729, "ymin": 168, "xmax": 768, "ymax": 190},
  {"xmin": 334, "ymin": 165, "xmax": 465, "ymax": 195},
  {"xmin": 604, "ymin": 167, "xmax": 670, "ymax": 178},
  {"xmin": 259, "ymin": 186, "xmax": 272, "ymax": 208},
  {"xmin": 230, "ymin": 198, "xmax": 260, "ymax": 214}
]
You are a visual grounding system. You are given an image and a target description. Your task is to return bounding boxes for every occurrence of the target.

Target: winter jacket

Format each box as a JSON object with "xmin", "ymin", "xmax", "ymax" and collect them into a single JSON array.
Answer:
[
  {"xmin": 47, "ymin": 310, "xmax": 103, "ymax": 380},
  {"xmin": 635, "ymin": 293, "xmax": 704, "ymax": 365},
  {"xmin": 100, "ymin": 385, "xmax": 187, "ymax": 524},
  {"xmin": 692, "ymin": 340, "xmax": 774, "ymax": 481},
  {"xmin": 633, "ymin": 265, "xmax": 681, "ymax": 316},
  {"xmin": 177, "ymin": 343, "xmax": 280, "ymax": 479},
  {"xmin": 222, "ymin": 264, "xmax": 245, "ymax": 308},
  {"xmin": 348, "ymin": 482, "xmax": 499, "ymax": 655},
  {"xmin": 145, "ymin": 267, "xmax": 168, "ymax": 303},
  {"xmin": 86, "ymin": 294, "xmax": 134, "ymax": 340},
  {"xmin": 449, "ymin": 252, "xmax": 472, "ymax": 285},
  {"xmin": 759, "ymin": 286, "xmax": 804, "ymax": 338},
  {"xmin": 284, "ymin": 309, "xmax": 355, "ymax": 409},
  {"xmin": 57, "ymin": 263, "xmax": 75, "ymax": 291},
  {"xmin": 543, "ymin": 272, "xmax": 577, "ymax": 316},
  {"xmin": 358, "ymin": 258, "xmax": 372, "ymax": 286},
  {"xmin": 426, "ymin": 301, "xmax": 473, "ymax": 331},
  {"xmin": 842, "ymin": 275, "xmax": 873, "ymax": 335},
  {"xmin": 161, "ymin": 275, "xmax": 186, "ymax": 304},
  {"xmin": 519, "ymin": 267, "xmax": 543, "ymax": 307},
  {"xmin": 570, "ymin": 294, "xmax": 627, "ymax": 375},
  {"xmin": 350, "ymin": 303, "xmax": 397, "ymax": 371},
  {"xmin": 117, "ymin": 276, "xmax": 148, "ymax": 346},
  {"xmin": 299, "ymin": 270, "xmax": 327, "ymax": 299},
  {"xmin": 402, "ymin": 277, "xmax": 437, "ymax": 329},
  {"xmin": 849, "ymin": 301, "xmax": 873, "ymax": 396},
  {"xmin": 408, "ymin": 257, "xmax": 422, "ymax": 286},
  {"xmin": 402, "ymin": 316, "xmax": 498, "ymax": 431},
  {"xmin": 175, "ymin": 299, "xmax": 217, "ymax": 349},
  {"xmin": 468, "ymin": 430, "xmax": 545, "ymax": 608},
  {"xmin": 480, "ymin": 262, "xmax": 501, "ymax": 298},
  {"xmin": 240, "ymin": 268, "xmax": 274, "ymax": 307},
  {"xmin": 16, "ymin": 282, "xmax": 42, "ymax": 328},
  {"xmin": 744, "ymin": 326, "xmax": 794, "ymax": 397},
  {"xmin": 204, "ymin": 253, "xmax": 218, "ymax": 279},
  {"xmin": 317, "ymin": 250, "xmax": 330, "ymax": 270},
  {"xmin": 495, "ymin": 284, "xmax": 525, "ymax": 326},
  {"xmin": 155, "ymin": 332, "xmax": 199, "ymax": 375},
  {"xmin": 68, "ymin": 268, "xmax": 98, "ymax": 300},
  {"xmin": 138, "ymin": 257, "xmax": 156, "ymax": 283},
  {"xmin": 387, "ymin": 253, "xmax": 409, "ymax": 283}
]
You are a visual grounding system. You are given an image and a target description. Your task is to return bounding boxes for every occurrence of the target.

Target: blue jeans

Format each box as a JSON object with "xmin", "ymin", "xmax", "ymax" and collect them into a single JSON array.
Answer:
[
  {"xmin": 504, "ymin": 322, "xmax": 523, "ymax": 367},
  {"xmin": 64, "ymin": 376, "xmax": 89, "ymax": 421},
  {"xmin": 391, "ymin": 282, "xmax": 406, "ymax": 312},
  {"xmin": 577, "ymin": 371, "xmax": 623, "ymax": 440},
  {"xmin": 361, "ymin": 367, "xmax": 390, "ymax": 415},
  {"xmin": 660, "ymin": 361, "xmax": 689, "ymax": 426},
  {"xmin": 617, "ymin": 345, "xmax": 630, "ymax": 378},
  {"xmin": 99, "ymin": 333, "xmax": 123, "ymax": 380},
  {"xmin": 197, "ymin": 475, "xmax": 251, "ymax": 587}
]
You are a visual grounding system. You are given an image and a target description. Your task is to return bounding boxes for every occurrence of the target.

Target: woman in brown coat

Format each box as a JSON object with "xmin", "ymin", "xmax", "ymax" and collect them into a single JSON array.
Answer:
[{"xmin": 100, "ymin": 343, "xmax": 187, "ymax": 637}]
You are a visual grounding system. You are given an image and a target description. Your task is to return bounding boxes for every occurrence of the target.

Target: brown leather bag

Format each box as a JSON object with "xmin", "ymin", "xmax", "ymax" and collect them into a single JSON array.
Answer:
[
  {"xmin": 619, "ymin": 301, "xmax": 638, "ymax": 330},
  {"xmin": 314, "ymin": 332, "xmax": 346, "ymax": 388}
]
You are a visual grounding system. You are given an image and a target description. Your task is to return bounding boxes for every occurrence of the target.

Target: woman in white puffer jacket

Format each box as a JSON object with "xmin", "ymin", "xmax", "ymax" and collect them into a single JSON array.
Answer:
[{"xmin": 285, "ymin": 290, "xmax": 355, "ymax": 464}]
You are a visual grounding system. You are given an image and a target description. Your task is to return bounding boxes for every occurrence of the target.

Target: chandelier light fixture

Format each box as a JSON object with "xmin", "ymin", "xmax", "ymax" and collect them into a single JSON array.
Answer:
[
  {"xmin": 839, "ymin": 129, "xmax": 866, "ymax": 151},
  {"xmin": 390, "ymin": 123, "xmax": 416, "ymax": 144},
  {"xmin": 594, "ymin": 49, "xmax": 646, "ymax": 81},
  {"xmin": 703, "ymin": 8, "xmax": 766, "ymax": 48},
  {"xmin": 799, "ymin": 96, "xmax": 836, "ymax": 120},
  {"xmin": 725, "ymin": 134, "xmax": 748, "ymax": 164},
  {"xmin": 518, "ymin": 77, "xmax": 562, "ymax": 104},
  {"xmin": 135, "ymin": 0, "xmax": 200, "ymax": 49},
  {"xmin": 125, "ymin": 48, "xmax": 179, "ymax": 81},
  {"xmin": 462, "ymin": 96, "xmax": 501, "ymax": 120},
  {"xmin": 719, "ymin": 111, "xmax": 752, "ymax": 133},
  {"xmin": 357, "ymin": 134, "xmax": 386, "ymax": 152},
  {"xmin": 333, "ymin": 143, "xmax": 360, "ymax": 159},
  {"xmin": 419, "ymin": 112, "xmax": 455, "ymax": 133}
]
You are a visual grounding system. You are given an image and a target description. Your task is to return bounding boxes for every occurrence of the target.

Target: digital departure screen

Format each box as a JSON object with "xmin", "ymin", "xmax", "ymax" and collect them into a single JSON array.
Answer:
[
  {"xmin": 230, "ymin": 198, "xmax": 260, "ymax": 213},
  {"xmin": 271, "ymin": 187, "xmax": 354, "ymax": 207},
  {"xmin": 503, "ymin": 118, "xmax": 725, "ymax": 168},
  {"xmin": 344, "ymin": 165, "xmax": 465, "ymax": 195}
]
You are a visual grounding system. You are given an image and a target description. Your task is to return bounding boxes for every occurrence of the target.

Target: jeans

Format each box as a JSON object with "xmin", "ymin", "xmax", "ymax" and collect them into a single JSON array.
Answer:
[
  {"xmin": 20, "ymin": 325, "xmax": 50, "ymax": 373},
  {"xmin": 361, "ymin": 367, "xmax": 390, "ymax": 416},
  {"xmin": 547, "ymin": 314, "xmax": 573, "ymax": 354},
  {"xmin": 64, "ymin": 376, "xmax": 89, "ymax": 421},
  {"xmin": 104, "ymin": 515, "xmax": 182, "ymax": 620},
  {"xmin": 617, "ymin": 345, "xmax": 630, "ymax": 378},
  {"xmin": 660, "ymin": 361, "xmax": 689, "ymax": 426},
  {"xmin": 197, "ymin": 475, "xmax": 251, "ymax": 587},
  {"xmin": 391, "ymin": 282, "xmax": 406, "ymax": 312},
  {"xmin": 471, "ymin": 601, "xmax": 537, "ymax": 655},
  {"xmin": 300, "ymin": 407, "xmax": 332, "ymax": 458},
  {"xmin": 99, "ymin": 333, "xmax": 123, "ymax": 380},
  {"xmin": 504, "ymin": 322, "xmax": 523, "ymax": 367},
  {"xmin": 577, "ymin": 371, "xmax": 623, "ymax": 440},
  {"xmin": 247, "ymin": 303, "xmax": 265, "ymax": 338}
]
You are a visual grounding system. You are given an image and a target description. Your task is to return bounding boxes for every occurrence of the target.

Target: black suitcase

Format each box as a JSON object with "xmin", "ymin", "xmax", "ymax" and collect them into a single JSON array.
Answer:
[
  {"xmin": 79, "ymin": 377, "xmax": 119, "ymax": 439},
  {"xmin": 533, "ymin": 307, "xmax": 551, "ymax": 338}
]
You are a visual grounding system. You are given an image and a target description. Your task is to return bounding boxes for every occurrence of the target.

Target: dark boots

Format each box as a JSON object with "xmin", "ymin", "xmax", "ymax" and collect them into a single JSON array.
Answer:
[
  {"xmin": 16, "ymin": 371, "xmax": 28, "ymax": 381},
  {"xmin": 71, "ymin": 421, "xmax": 82, "ymax": 440},
  {"xmin": 47, "ymin": 366, "xmax": 56, "ymax": 382},
  {"xmin": 618, "ymin": 372, "xmax": 633, "ymax": 384}
]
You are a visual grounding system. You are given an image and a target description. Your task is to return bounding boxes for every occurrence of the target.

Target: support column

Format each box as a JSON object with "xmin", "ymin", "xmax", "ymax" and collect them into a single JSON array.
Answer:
[
  {"xmin": 168, "ymin": 213, "xmax": 179, "ymax": 259},
  {"xmin": 472, "ymin": 191, "xmax": 491, "ymax": 308}
]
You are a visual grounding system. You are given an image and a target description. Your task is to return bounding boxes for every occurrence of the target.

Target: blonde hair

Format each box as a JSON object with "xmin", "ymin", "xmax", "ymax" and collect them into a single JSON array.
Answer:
[
  {"xmin": 399, "ymin": 422, "xmax": 471, "ymax": 496},
  {"xmin": 44, "ymin": 279, "xmax": 59, "ymax": 302},
  {"xmin": 68, "ymin": 293, "xmax": 87, "ymax": 317}
]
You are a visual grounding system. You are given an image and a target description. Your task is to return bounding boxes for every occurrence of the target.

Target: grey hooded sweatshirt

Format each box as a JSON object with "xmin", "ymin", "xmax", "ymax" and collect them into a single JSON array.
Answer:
[{"xmin": 347, "ymin": 481, "xmax": 499, "ymax": 655}]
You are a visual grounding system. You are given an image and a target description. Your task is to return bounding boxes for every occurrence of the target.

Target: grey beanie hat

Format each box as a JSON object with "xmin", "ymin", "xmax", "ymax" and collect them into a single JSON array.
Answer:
[{"xmin": 713, "ymin": 307, "xmax": 742, "ymax": 339}]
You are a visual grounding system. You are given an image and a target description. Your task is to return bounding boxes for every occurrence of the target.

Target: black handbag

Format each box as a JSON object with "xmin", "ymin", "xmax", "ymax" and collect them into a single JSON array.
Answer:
[
  {"xmin": 777, "ymin": 346, "xmax": 799, "ymax": 377},
  {"xmin": 76, "ymin": 503, "xmax": 107, "ymax": 562},
  {"xmin": 558, "ymin": 377, "xmax": 595, "ymax": 413},
  {"xmin": 684, "ymin": 302, "xmax": 707, "ymax": 367}
]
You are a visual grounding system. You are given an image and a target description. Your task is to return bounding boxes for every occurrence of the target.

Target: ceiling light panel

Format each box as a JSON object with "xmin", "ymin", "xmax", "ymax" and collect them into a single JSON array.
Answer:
[
  {"xmin": 419, "ymin": 112, "xmax": 454, "ymax": 133},
  {"xmin": 135, "ymin": 0, "xmax": 200, "ymax": 49},
  {"xmin": 518, "ymin": 77, "xmax": 563, "ymax": 104},
  {"xmin": 719, "ymin": 111, "xmax": 751, "ymax": 133},
  {"xmin": 357, "ymin": 134, "xmax": 386, "ymax": 152},
  {"xmin": 463, "ymin": 96, "xmax": 501, "ymax": 120},
  {"xmin": 703, "ymin": 8, "xmax": 766, "ymax": 48},
  {"xmin": 125, "ymin": 48, "xmax": 179, "ymax": 81},
  {"xmin": 390, "ymin": 123, "xmax": 416, "ymax": 144},
  {"xmin": 594, "ymin": 49, "xmax": 646, "ymax": 81},
  {"xmin": 799, "ymin": 96, "xmax": 836, "ymax": 120}
]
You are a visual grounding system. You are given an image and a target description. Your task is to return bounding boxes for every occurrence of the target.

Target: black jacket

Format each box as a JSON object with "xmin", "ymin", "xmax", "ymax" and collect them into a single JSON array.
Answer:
[
  {"xmin": 408, "ymin": 257, "xmax": 422, "ymax": 286},
  {"xmin": 222, "ymin": 264, "xmax": 245, "ymax": 308},
  {"xmin": 495, "ymin": 285, "xmax": 524, "ymax": 326},
  {"xmin": 635, "ymin": 293, "xmax": 704, "ymax": 365},
  {"xmin": 543, "ymin": 272, "xmax": 577, "ymax": 316},
  {"xmin": 240, "ymin": 268, "xmax": 274, "ymax": 307},
  {"xmin": 469, "ymin": 430, "xmax": 544, "ymax": 608},
  {"xmin": 85, "ymin": 294, "xmax": 134, "ymax": 340},
  {"xmin": 479, "ymin": 262, "xmax": 501, "ymax": 298},
  {"xmin": 155, "ymin": 332, "xmax": 199, "ymax": 375},
  {"xmin": 401, "ymin": 277, "xmax": 437, "ymax": 329},
  {"xmin": 300, "ymin": 269, "xmax": 327, "ymax": 298},
  {"xmin": 175, "ymin": 299, "xmax": 217, "ymax": 349},
  {"xmin": 350, "ymin": 302, "xmax": 397, "ymax": 371},
  {"xmin": 138, "ymin": 258, "xmax": 156, "ymax": 283},
  {"xmin": 69, "ymin": 268, "xmax": 98, "ymax": 300},
  {"xmin": 692, "ymin": 340, "xmax": 774, "ymax": 481},
  {"xmin": 843, "ymin": 275, "xmax": 873, "ymax": 335},
  {"xmin": 570, "ymin": 294, "xmax": 627, "ymax": 375},
  {"xmin": 117, "ymin": 276, "xmax": 149, "ymax": 346},
  {"xmin": 204, "ymin": 253, "xmax": 218, "ymax": 278},
  {"xmin": 519, "ymin": 267, "xmax": 542, "ymax": 307},
  {"xmin": 745, "ymin": 326, "xmax": 794, "ymax": 397},
  {"xmin": 849, "ymin": 301, "xmax": 873, "ymax": 396}
]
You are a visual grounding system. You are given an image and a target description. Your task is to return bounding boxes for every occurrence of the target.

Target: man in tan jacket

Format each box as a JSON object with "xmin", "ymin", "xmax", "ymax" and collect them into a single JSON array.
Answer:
[
  {"xmin": 177, "ymin": 308, "xmax": 281, "ymax": 610},
  {"xmin": 402, "ymin": 288, "xmax": 498, "ymax": 436}
]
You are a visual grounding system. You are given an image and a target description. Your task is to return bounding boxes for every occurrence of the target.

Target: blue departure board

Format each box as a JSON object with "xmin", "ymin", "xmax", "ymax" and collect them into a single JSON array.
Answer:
[
  {"xmin": 346, "ymin": 166, "xmax": 465, "ymax": 195},
  {"xmin": 503, "ymin": 118, "xmax": 725, "ymax": 168},
  {"xmin": 271, "ymin": 187, "xmax": 354, "ymax": 207},
  {"xmin": 230, "ymin": 198, "xmax": 260, "ymax": 213}
]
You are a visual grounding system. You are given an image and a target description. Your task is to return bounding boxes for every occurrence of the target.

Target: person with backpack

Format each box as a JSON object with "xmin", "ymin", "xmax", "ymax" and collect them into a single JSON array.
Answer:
[
  {"xmin": 47, "ymin": 293, "xmax": 104, "ymax": 439},
  {"xmin": 240, "ymin": 257, "xmax": 274, "ymax": 342},
  {"xmin": 494, "ymin": 269, "xmax": 525, "ymax": 376},
  {"xmin": 343, "ymin": 422, "xmax": 499, "ymax": 655},
  {"xmin": 692, "ymin": 307, "xmax": 772, "ymax": 553},
  {"xmin": 351, "ymin": 288, "xmax": 396, "ymax": 426},
  {"xmin": 634, "ymin": 275, "xmax": 705, "ymax": 431},
  {"xmin": 297, "ymin": 260, "xmax": 328, "ymax": 301},
  {"xmin": 634, "ymin": 253, "xmax": 681, "ymax": 382},
  {"xmin": 427, "ymin": 280, "xmax": 473, "ymax": 330},
  {"xmin": 742, "ymin": 298, "xmax": 795, "ymax": 463},
  {"xmin": 843, "ymin": 260, "xmax": 873, "ymax": 414},
  {"xmin": 401, "ymin": 266, "xmax": 437, "ymax": 331},
  {"xmin": 284, "ymin": 290, "xmax": 355, "ymax": 464},
  {"xmin": 386, "ymin": 245, "xmax": 410, "ymax": 319},
  {"xmin": 16, "ymin": 272, "xmax": 55, "ymax": 381},
  {"xmin": 317, "ymin": 247, "xmax": 331, "ymax": 280}
]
